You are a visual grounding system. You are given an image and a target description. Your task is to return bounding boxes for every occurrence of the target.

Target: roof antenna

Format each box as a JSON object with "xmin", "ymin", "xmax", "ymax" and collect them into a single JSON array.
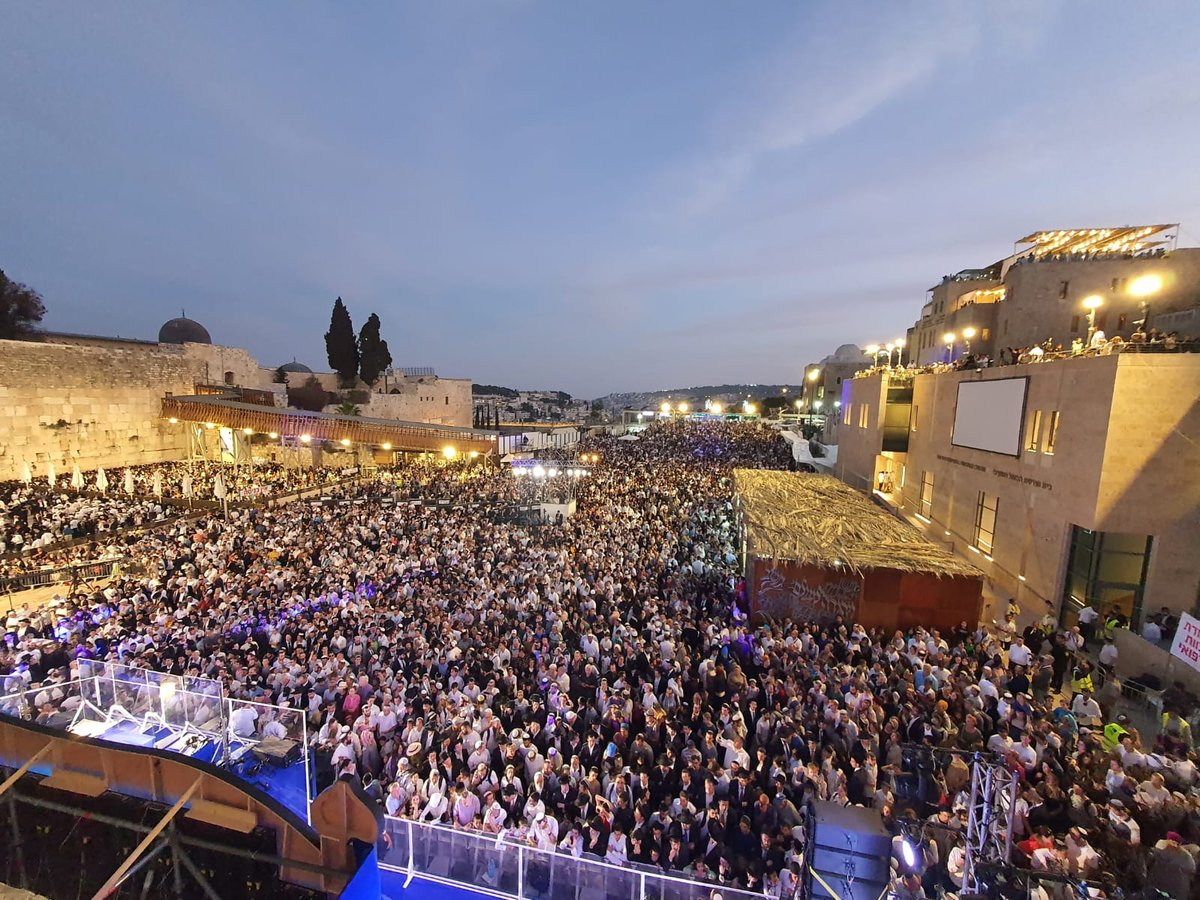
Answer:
[{"xmin": 181, "ymin": 307, "xmax": 186, "ymax": 318}]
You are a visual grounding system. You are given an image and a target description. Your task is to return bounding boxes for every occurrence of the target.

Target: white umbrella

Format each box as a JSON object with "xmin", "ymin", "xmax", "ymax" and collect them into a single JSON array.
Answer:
[
  {"xmin": 182, "ymin": 474, "xmax": 194, "ymax": 499},
  {"xmin": 96, "ymin": 468, "xmax": 109, "ymax": 494},
  {"xmin": 124, "ymin": 468, "xmax": 135, "ymax": 496},
  {"xmin": 21, "ymin": 461, "xmax": 33, "ymax": 485},
  {"xmin": 70, "ymin": 464, "xmax": 83, "ymax": 491},
  {"xmin": 152, "ymin": 471, "xmax": 164, "ymax": 498},
  {"xmin": 213, "ymin": 472, "xmax": 227, "ymax": 501}
]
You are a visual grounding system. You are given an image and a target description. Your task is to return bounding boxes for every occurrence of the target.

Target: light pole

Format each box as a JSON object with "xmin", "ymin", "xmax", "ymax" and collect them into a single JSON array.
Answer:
[
  {"xmin": 866, "ymin": 344, "xmax": 882, "ymax": 367},
  {"xmin": 1129, "ymin": 274, "xmax": 1161, "ymax": 332},
  {"xmin": 943, "ymin": 332, "xmax": 956, "ymax": 364},
  {"xmin": 884, "ymin": 343, "xmax": 895, "ymax": 369},
  {"xmin": 893, "ymin": 337, "xmax": 906, "ymax": 367},
  {"xmin": 1083, "ymin": 295, "xmax": 1103, "ymax": 345}
]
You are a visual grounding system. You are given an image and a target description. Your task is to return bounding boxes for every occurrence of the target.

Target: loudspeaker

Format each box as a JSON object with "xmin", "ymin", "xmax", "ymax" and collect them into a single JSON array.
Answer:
[
  {"xmin": 809, "ymin": 801, "xmax": 892, "ymax": 900},
  {"xmin": 251, "ymin": 736, "xmax": 301, "ymax": 766}
]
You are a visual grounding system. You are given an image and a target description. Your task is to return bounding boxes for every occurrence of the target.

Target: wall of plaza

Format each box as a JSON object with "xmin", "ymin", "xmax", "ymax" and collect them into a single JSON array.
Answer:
[
  {"xmin": 0, "ymin": 337, "xmax": 201, "ymax": 480},
  {"xmin": 275, "ymin": 368, "xmax": 473, "ymax": 428},
  {"xmin": 836, "ymin": 353, "xmax": 1200, "ymax": 621}
]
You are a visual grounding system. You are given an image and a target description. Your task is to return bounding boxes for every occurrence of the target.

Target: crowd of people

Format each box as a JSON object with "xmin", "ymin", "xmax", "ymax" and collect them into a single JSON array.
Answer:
[{"xmin": 1, "ymin": 422, "xmax": 1197, "ymax": 899}]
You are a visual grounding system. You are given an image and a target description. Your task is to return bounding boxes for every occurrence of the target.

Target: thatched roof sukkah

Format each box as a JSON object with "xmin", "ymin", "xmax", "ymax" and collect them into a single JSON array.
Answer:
[{"xmin": 733, "ymin": 470, "xmax": 982, "ymax": 578}]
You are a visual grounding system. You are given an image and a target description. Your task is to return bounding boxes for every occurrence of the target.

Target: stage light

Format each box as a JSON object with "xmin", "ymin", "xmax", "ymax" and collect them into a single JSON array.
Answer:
[
  {"xmin": 340, "ymin": 438, "xmax": 350, "ymax": 446},
  {"xmin": 1082, "ymin": 294, "xmax": 1103, "ymax": 310},
  {"xmin": 548, "ymin": 468, "xmax": 559, "ymax": 477},
  {"xmin": 660, "ymin": 402, "xmax": 671, "ymax": 413},
  {"xmin": 711, "ymin": 402, "xmax": 723, "ymax": 414},
  {"xmin": 168, "ymin": 417, "xmax": 178, "ymax": 424},
  {"xmin": 532, "ymin": 465, "xmax": 546, "ymax": 479},
  {"xmin": 1128, "ymin": 274, "xmax": 1162, "ymax": 297},
  {"xmin": 268, "ymin": 432, "xmax": 279, "ymax": 439},
  {"xmin": 300, "ymin": 434, "xmax": 312, "ymax": 444},
  {"xmin": 469, "ymin": 450, "xmax": 479, "ymax": 458},
  {"xmin": 962, "ymin": 327, "xmax": 976, "ymax": 339},
  {"xmin": 443, "ymin": 446, "xmax": 457, "ymax": 459},
  {"xmin": 901, "ymin": 838, "xmax": 917, "ymax": 868},
  {"xmin": 678, "ymin": 402, "xmax": 689, "ymax": 413},
  {"xmin": 381, "ymin": 442, "xmax": 391, "ymax": 450},
  {"xmin": 942, "ymin": 332, "xmax": 955, "ymax": 344}
]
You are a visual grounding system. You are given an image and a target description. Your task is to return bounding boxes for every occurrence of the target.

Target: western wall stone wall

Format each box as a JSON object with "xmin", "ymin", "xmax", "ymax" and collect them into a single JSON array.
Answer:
[{"xmin": 0, "ymin": 338, "xmax": 202, "ymax": 480}]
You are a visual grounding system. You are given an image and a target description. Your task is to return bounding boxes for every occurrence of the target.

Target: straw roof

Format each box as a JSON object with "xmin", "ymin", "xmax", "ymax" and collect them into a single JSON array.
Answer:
[{"xmin": 733, "ymin": 470, "xmax": 982, "ymax": 578}]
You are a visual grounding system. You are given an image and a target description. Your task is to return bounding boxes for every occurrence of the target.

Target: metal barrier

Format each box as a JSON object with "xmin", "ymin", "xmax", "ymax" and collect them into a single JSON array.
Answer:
[
  {"xmin": 378, "ymin": 815, "xmax": 762, "ymax": 900},
  {"xmin": 0, "ymin": 557, "xmax": 128, "ymax": 595}
]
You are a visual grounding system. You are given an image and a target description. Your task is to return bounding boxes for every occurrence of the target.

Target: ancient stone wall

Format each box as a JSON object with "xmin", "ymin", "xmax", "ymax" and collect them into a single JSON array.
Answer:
[{"xmin": 0, "ymin": 338, "xmax": 202, "ymax": 480}]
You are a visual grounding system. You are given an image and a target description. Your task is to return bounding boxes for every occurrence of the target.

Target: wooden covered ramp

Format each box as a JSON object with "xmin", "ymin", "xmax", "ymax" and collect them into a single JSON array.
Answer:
[{"xmin": 161, "ymin": 395, "xmax": 497, "ymax": 455}]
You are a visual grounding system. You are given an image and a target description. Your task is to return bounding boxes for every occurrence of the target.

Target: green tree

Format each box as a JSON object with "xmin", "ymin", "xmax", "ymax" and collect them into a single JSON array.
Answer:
[
  {"xmin": 288, "ymin": 376, "xmax": 332, "ymax": 412},
  {"xmin": 335, "ymin": 401, "xmax": 361, "ymax": 416},
  {"xmin": 0, "ymin": 269, "xmax": 47, "ymax": 339},
  {"xmin": 358, "ymin": 312, "xmax": 393, "ymax": 385},
  {"xmin": 272, "ymin": 365, "xmax": 288, "ymax": 384},
  {"xmin": 324, "ymin": 297, "xmax": 359, "ymax": 387}
]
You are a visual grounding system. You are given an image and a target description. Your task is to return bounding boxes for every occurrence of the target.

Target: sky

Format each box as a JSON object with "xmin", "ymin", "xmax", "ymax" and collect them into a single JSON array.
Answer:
[{"xmin": 2, "ymin": 2, "xmax": 1199, "ymax": 398}]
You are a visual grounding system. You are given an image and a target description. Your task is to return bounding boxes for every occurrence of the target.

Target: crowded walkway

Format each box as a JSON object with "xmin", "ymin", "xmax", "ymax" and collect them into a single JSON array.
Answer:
[{"xmin": 1, "ymin": 423, "xmax": 1196, "ymax": 898}]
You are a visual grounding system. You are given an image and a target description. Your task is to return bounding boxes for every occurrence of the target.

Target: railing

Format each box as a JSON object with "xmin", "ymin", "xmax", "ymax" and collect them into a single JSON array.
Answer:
[
  {"xmin": 378, "ymin": 815, "xmax": 763, "ymax": 900},
  {"xmin": 1, "ymin": 556, "xmax": 129, "ymax": 595}
]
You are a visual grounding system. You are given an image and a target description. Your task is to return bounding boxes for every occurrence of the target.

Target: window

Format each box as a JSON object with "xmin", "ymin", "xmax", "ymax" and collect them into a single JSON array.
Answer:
[
  {"xmin": 843, "ymin": 404, "xmax": 851, "ymax": 426},
  {"xmin": 919, "ymin": 471, "xmax": 934, "ymax": 518},
  {"xmin": 1046, "ymin": 411, "xmax": 1060, "ymax": 454},
  {"xmin": 981, "ymin": 327, "xmax": 990, "ymax": 341},
  {"xmin": 1096, "ymin": 311, "xmax": 1108, "ymax": 331},
  {"xmin": 836, "ymin": 376, "xmax": 843, "ymax": 385},
  {"xmin": 1070, "ymin": 315, "xmax": 1080, "ymax": 333},
  {"xmin": 910, "ymin": 405, "xmax": 918, "ymax": 432},
  {"xmin": 1060, "ymin": 527, "xmax": 1153, "ymax": 629},
  {"xmin": 1059, "ymin": 281, "xmax": 1069, "ymax": 299},
  {"xmin": 859, "ymin": 405, "xmax": 869, "ymax": 428},
  {"xmin": 1026, "ymin": 410, "xmax": 1043, "ymax": 453},
  {"xmin": 223, "ymin": 371, "xmax": 235, "ymax": 385},
  {"xmin": 973, "ymin": 492, "xmax": 998, "ymax": 553},
  {"xmin": 445, "ymin": 397, "xmax": 449, "ymax": 405},
  {"xmin": 818, "ymin": 386, "xmax": 825, "ymax": 399}
]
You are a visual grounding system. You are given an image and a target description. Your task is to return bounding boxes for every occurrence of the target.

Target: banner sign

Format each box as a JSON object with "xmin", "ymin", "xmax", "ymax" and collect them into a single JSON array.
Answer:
[{"xmin": 1169, "ymin": 612, "xmax": 1200, "ymax": 672}]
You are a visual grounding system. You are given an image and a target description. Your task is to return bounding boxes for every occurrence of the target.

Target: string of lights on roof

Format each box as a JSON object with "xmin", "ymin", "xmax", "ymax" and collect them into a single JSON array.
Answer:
[{"xmin": 1015, "ymin": 224, "xmax": 1177, "ymax": 258}]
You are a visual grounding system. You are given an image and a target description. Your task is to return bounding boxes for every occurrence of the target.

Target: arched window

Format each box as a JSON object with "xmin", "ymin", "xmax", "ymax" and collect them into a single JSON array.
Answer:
[{"xmin": 223, "ymin": 371, "xmax": 235, "ymax": 385}]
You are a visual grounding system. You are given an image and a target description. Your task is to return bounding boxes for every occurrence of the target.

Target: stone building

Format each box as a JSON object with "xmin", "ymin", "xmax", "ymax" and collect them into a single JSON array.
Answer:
[
  {"xmin": 0, "ymin": 316, "xmax": 474, "ymax": 480},
  {"xmin": 907, "ymin": 225, "xmax": 1200, "ymax": 364},
  {"xmin": 799, "ymin": 344, "xmax": 872, "ymax": 444},
  {"xmin": 835, "ymin": 349, "xmax": 1200, "ymax": 627}
]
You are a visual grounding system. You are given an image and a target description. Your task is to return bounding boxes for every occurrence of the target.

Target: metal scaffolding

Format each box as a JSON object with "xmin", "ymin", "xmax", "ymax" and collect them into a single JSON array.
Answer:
[{"xmin": 961, "ymin": 750, "xmax": 1020, "ymax": 895}]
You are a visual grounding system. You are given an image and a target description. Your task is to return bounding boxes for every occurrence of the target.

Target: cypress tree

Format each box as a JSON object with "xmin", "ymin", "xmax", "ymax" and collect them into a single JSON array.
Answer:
[
  {"xmin": 358, "ymin": 312, "xmax": 393, "ymax": 386},
  {"xmin": 324, "ymin": 297, "xmax": 359, "ymax": 387}
]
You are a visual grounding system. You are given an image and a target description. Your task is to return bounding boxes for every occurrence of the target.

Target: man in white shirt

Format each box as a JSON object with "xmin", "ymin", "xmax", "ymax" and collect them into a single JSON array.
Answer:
[
  {"xmin": 229, "ymin": 704, "xmax": 259, "ymax": 737},
  {"xmin": 1072, "ymin": 692, "xmax": 1102, "ymax": 727},
  {"xmin": 1008, "ymin": 637, "xmax": 1032, "ymax": 669},
  {"xmin": 1098, "ymin": 640, "xmax": 1119, "ymax": 668},
  {"xmin": 1142, "ymin": 618, "xmax": 1163, "ymax": 644}
]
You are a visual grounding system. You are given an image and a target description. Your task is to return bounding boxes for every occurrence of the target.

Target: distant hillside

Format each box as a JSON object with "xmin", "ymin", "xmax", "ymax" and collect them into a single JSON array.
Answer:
[{"xmin": 472, "ymin": 384, "xmax": 519, "ymax": 398}]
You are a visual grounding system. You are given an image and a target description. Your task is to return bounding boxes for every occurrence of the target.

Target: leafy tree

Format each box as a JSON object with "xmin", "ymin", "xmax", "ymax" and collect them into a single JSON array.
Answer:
[
  {"xmin": 272, "ymin": 365, "xmax": 288, "ymax": 384},
  {"xmin": 358, "ymin": 312, "xmax": 393, "ymax": 386},
  {"xmin": 335, "ymin": 401, "xmax": 361, "ymax": 416},
  {"xmin": 288, "ymin": 376, "xmax": 332, "ymax": 412},
  {"xmin": 324, "ymin": 297, "xmax": 359, "ymax": 387},
  {"xmin": 0, "ymin": 269, "xmax": 47, "ymax": 339}
]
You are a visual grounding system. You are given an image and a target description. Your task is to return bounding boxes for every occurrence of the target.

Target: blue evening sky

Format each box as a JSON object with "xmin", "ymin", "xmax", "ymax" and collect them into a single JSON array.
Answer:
[{"xmin": 2, "ymin": 2, "xmax": 1198, "ymax": 397}]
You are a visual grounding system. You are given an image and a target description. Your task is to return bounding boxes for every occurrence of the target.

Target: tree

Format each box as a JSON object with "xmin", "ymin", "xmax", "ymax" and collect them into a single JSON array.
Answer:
[
  {"xmin": 0, "ymin": 270, "xmax": 47, "ymax": 339},
  {"xmin": 288, "ymin": 375, "xmax": 332, "ymax": 412},
  {"xmin": 272, "ymin": 365, "xmax": 288, "ymax": 384},
  {"xmin": 334, "ymin": 402, "xmax": 361, "ymax": 416},
  {"xmin": 324, "ymin": 297, "xmax": 359, "ymax": 387},
  {"xmin": 358, "ymin": 312, "xmax": 393, "ymax": 386}
]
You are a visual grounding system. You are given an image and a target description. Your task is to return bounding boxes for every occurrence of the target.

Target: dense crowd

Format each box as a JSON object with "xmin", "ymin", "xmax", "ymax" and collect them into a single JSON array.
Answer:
[{"xmin": 1, "ymin": 423, "xmax": 1197, "ymax": 899}]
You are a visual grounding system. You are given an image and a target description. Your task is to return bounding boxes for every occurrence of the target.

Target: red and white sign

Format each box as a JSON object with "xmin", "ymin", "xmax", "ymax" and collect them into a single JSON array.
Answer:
[{"xmin": 1169, "ymin": 612, "xmax": 1200, "ymax": 672}]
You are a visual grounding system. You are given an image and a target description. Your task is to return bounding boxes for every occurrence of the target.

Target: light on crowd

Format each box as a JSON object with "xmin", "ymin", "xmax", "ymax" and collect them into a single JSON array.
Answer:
[
  {"xmin": 548, "ymin": 468, "xmax": 559, "ymax": 477},
  {"xmin": 1082, "ymin": 294, "xmax": 1103, "ymax": 310},
  {"xmin": 678, "ymin": 402, "xmax": 689, "ymax": 413},
  {"xmin": 469, "ymin": 450, "xmax": 480, "ymax": 459},
  {"xmin": 300, "ymin": 434, "xmax": 312, "ymax": 444},
  {"xmin": 660, "ymin": 402, "xmax": 671, "ymax": 413},
  {"xmin": 443, "ymin": 446, "xmax": 457, "ymax": 459},
  {"xmin": 340, "ymin": 438, "xmax": 351, "ymax": 447},
  {"xmin": 268, "ymin": 432, "xmax": 279, "ymax": 439},
  {"xmin": 168, "ymin": 417, "xmax": 178, "ymax": 424},
  {"xmin": 1128, "ymin": 274, "xmax": 1162, "ymax": 297},
  {"xmin": 381, "ymin": 442, "xmax": 392, "ymax": 451},
  {"xmin": 532, "ymin": 465, "xmax": 546, "ymax": 479},
  {"xmin": 711, "ymin": 402, "xmax": 723, "ymax": 415}
]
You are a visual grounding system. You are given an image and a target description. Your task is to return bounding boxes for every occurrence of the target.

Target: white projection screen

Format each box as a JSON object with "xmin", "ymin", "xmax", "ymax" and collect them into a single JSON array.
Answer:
[{"xmin": 951, "ymin": 377, "xmax": 1029, "ymax": 457}]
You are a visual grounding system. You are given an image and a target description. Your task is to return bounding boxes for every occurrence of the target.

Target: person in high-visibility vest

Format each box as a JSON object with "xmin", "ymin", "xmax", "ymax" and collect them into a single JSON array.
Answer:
[
  {"xmin": 1071, "ymin": 663, "xmax": 1094, "ymax": 696},
  {"xmin": 1102, "ymin": 716, "xmax": 1131, "ymax": 752},
  {"xmin": 1160, "ymin": 710, "xmax": 1193, "ymax": 755}
]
